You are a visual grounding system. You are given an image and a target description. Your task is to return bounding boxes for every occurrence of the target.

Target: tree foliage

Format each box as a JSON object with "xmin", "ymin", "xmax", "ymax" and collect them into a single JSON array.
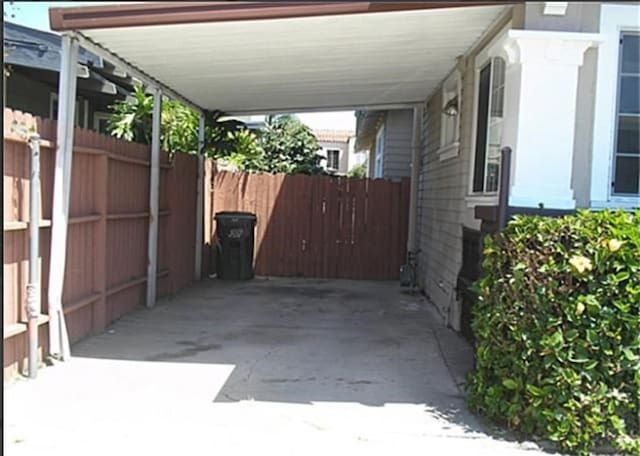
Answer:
[
  {"xmin": 468, "ymin": 209, "xmax": 640, "ymax": 455},
  {"xmin": 107, "ymin": 85, "xmax": 324, "ymax": 175},
  {"xmin": 255, "ymin": 115, "xmax": 324, "ymax": 175}
]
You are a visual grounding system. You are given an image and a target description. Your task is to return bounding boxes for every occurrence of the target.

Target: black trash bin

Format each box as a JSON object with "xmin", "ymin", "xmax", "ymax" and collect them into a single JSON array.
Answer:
[{"xmin": 214, "ymin": 211, "xmax": 257, "ymax": 280}]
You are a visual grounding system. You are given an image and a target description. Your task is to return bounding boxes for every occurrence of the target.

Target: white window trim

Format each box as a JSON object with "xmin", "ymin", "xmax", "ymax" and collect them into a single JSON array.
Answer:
[
  {"xmin": 325, "ymin": 148, "xmax": 340, "ymax": 171},
  {"xmin": 590, "ymin": 4, "xmax": 640, "ymax": 208},
  {"xmin": 437, "ymin": 69, "xmax": 461, "ymax": 161},
  {"xmin": 49, "ymin": 92, "xmax": 81, "ymax": 127},
  {"xmin": 467, "ymin": 22, "xmax": 511, "ymax": 201},
  {"xmin": 93, "ymin": 111, "xmax": 112, "ymax": 133},
  {"xmin": 374, "ymin": 125, "xmax": 385, "ymax": 178}
]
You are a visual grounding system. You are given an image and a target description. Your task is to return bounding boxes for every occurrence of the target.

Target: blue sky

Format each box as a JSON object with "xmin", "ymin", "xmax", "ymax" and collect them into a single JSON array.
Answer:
[{"xmin": 4, "ymin": 2, "xmax": 356, "ymax": 131}]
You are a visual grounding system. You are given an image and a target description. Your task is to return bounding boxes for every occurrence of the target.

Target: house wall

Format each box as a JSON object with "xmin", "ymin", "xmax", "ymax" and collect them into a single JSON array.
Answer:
[
  {"xmin": 382, "ymin": 109, "xmax": 414, "ymax": 180},
  {"xmin": 5, "ymin": 67, "xmax": 120, "ymax": 132},
  {"xmin": 317, "ymin": 140, "xmax": 349, "ymax": 174},
  {"xmin": 513, "ymin": 2, "xmax": 600, "ymax": 33},
  {"xmin": 416, "ymin": 2, "xmax": 619, "ymax": 330},
  {"xmin": 5, "ymin": 70, "xmax": 51, "ymax": 119},
  {"xmin": 416, "ymin": 11, "xmax": 512, "ymax": 329}
]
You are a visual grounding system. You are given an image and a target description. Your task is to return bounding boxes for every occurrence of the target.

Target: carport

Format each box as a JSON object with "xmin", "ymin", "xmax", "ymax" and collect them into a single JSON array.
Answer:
[
  {"xmin": 44, "ymin": 1, "xmax": 511, "ymax": 360},
  {"xmin": 43, "ymin": 2, "xmax": 506, "ymax": 359}
]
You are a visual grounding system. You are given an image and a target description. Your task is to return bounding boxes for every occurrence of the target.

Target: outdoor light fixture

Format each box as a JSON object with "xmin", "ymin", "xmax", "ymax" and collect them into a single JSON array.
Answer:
[{"xmin": 443, "ymin": 96, "xmax": 459, "ymax": 117}]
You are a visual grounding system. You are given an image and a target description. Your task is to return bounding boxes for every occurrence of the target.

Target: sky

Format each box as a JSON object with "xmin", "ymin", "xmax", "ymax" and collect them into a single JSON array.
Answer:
[{"xmin": 4, "ymin": 1, "xmax": 357, "ymax": 132}]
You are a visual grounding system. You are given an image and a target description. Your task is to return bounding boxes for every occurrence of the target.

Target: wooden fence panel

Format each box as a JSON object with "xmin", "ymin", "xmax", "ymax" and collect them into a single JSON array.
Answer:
[
  {"xmin": 211, "ymin": 170, "xmax": 409, "ymax": 280},
  {"xmin": 3, "ymin": 108, "xmax": 199, "ymax": 381}
]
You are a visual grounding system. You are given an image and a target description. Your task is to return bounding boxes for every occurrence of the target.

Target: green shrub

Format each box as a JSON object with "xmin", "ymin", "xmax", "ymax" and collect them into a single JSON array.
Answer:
[{"xmin": 467, "ymin": 209, "xmax": 640, "ymax": 455}]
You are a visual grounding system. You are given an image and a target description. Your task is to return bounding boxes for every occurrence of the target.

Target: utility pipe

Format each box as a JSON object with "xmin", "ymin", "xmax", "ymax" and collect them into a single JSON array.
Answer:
[{"xmin": 27, "ymin": 133, "xmax": 41, "ymax": 379}]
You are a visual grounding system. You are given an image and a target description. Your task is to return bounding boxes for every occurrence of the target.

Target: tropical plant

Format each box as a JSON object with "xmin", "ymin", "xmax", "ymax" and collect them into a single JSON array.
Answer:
[
  {"xmin": 107, "ymin": 84, "xmax": 246, "ymax": 159},
  {"xmin": 467, "ymin": 209, "xmax": 640, "ymax": 455}
]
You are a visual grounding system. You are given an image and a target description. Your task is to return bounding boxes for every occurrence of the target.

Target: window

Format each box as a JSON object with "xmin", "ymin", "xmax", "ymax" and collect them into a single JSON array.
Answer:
[
  {"xmin": 326, "ymin": 149, "xmax": 340, "ymax": 170},
  {"xmin": 49, "ymin": 93, "xmax": 81, "ymax": 127},
  {"xmin": 93, "ymin": 112, "xmax": 112, "ymax": 135},
  {"xmin": 472, "ymin": 57, "xmax": 506, "ymax": 194},
  {"xmin": 439, "ymin": 70, "xmax": 461, "ymax": 160},
  {"xmin": 374, "ymin": 125, "xmax": 385, "ymax": 178},
  {"xmin": 612, "ymin": 32, "xmax": 639, "ymax": 195}
]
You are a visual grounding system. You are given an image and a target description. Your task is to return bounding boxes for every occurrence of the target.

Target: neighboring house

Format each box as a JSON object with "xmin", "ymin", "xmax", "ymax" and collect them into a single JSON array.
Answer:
[
  {"xmin": 3, "ymin": 21, "xmax": 135, "ymax": 133},
  {"xmin": 313, "ymin": 129, "xmax": 356, "ymax": 175},
  {"xmin": 354, "ymin": 2, "xmax": 640, "ymax": 334},
  {"xmin": 355, "ymin": 109, "xmax": 413, "ymax": 180}
]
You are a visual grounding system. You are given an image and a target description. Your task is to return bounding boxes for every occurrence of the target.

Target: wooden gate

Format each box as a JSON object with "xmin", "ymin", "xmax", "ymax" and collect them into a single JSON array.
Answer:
[{"xmin": 209, "ymin": 171, "xmax": 410, "ymax": 280}]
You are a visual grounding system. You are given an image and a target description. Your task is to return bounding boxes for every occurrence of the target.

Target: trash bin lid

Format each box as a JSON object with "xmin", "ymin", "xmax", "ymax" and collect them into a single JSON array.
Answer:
[{"xmin": 214, "ymin": 211, "xmax": 257, "ymax": 221}]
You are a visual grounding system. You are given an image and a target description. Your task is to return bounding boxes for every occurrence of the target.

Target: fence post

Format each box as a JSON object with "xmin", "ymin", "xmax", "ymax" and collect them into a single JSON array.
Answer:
[{"xmin": 93, "ymin": 151, "xmax": 108, "ymax": 333}]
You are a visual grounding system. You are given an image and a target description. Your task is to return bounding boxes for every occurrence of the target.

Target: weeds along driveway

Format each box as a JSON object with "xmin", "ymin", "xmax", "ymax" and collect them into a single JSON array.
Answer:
[{"xmin": 4, "ymin": 278, "xmax": 559, "ymax": 456}]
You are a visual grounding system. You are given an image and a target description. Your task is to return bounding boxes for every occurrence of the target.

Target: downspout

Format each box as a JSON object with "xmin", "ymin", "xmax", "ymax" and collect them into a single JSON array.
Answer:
[
  {"xmin": 407, "ymin": 105, "xmax": 422, "ymax": 258},
  {"xmin": 27, "ymin": 133, "xmax": 41, "ymax": 378}
]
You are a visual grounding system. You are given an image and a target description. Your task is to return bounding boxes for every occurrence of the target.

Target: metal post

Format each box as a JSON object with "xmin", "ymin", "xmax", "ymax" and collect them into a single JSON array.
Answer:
[
  {"xmin": 498, "ymin": 146, "xmax": 512, "ymax": 230},
  {"xmin": 27, "ymin": 133, "xmax": 41, "ymax": 379},
  {"xmin": 407, "ymin": 105, "xmax": 422, "ymax": 253},
  {"xmin": 194, "ymin": 113, "xmax": 205, "ymax": 281},
  {"xmin": 146, "ymin": 88, "xmax": 162, "ymax": 308},
  {"xmin": 48, "ymin": 34, "xmax": 78, "ymax": 361}
]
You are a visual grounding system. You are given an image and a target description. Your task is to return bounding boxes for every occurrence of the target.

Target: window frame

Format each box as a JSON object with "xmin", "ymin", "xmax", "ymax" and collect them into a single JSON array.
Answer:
[
  {"xmin": 469, "ymin": 55, "xmax": 506, "ymax": 196},
  {"xmin": 374, "ymin": 125, "xmax": 385, "ymax": 178},
  {"xmin": 325, "ymin": 148, "xmax": 340, "ymax": 171},
  {"xmin": 611, "ymin": 31, "xmax": 640, "ymax": 197},
  {"xmin": 93, "ymin": 111, "xmax": 112, "ymax": 134},
  {"xmin": 49, "ymin": 92, "xmax": 81, "ymax": 127},
  {"xmin": 590, "ymin": 4, "xmax": 640, "ymax": 209}
]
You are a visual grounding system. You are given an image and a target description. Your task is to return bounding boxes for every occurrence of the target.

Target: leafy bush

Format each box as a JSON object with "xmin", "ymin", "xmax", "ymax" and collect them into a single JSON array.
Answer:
[
  {"xmin": 468, "ymin": 209, "xmax": 640, "ymax": 455},
  {"xmin": 347, "ymin": 162, "xmax": 367, "ymax": 178}
]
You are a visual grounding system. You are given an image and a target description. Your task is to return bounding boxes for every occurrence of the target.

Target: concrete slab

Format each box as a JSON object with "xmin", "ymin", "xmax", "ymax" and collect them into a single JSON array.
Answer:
[{"xmin": 4, "ymin": 278, "xmax": 561, "ymax": 455}]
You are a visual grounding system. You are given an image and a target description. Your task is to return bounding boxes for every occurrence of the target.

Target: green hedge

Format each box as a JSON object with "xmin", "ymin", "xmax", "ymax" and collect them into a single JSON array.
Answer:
[{"xmin": 467, "ymin": 209, "xmax": 640, "ymax": 455}]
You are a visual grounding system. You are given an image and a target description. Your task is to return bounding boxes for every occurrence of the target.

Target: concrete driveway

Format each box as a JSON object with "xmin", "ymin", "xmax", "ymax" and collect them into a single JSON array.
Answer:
[{"xmin": 4, "ymin": 278, "xmax": 556, "ymax": 455}]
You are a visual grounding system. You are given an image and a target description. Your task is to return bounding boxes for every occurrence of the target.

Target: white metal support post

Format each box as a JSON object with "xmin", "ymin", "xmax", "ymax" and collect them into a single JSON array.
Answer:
[
  {"xmin": 48, "ymin": 33, "xmax": 79, "ymax": 361},
  {"xmin": 194, "ymin": 113, "xmax": 205, "ymax": 280},
  {"xmin": 407, "ymin": 105, "xmax": 422, "ymax": 254},
  {"xmin": 146, "ymin": 88, "xmax": 162, "ymax": 308}
]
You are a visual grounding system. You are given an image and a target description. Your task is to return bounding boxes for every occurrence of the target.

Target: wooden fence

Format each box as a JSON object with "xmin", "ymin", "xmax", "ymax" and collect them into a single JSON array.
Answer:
[
  {"xmin": 209, "ymin": 171, "xmax": 410, "ymax": 280},
  {"xmin": 3, "ymin": 109, "xmax": 198, "ymax": 381}
]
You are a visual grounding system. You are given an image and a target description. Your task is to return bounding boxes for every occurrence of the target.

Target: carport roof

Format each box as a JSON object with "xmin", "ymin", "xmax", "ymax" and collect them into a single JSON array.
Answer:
[{"xmin": 49, "ymin": 2, "xmax": 513, "ymax": 114}]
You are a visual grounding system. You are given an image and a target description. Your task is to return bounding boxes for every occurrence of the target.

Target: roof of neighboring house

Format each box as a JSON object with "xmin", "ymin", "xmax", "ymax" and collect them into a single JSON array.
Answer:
[
  {"xmin": 3, "ymin": 21, "xmax": 135, "ymax": 97},
  {"xmin": 313, "ymin": 129, "xmax": 355, "ymax": 143},
  {"xmin": 4, "ymin": 21, "xmax": 101, "ymax": 72}
]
